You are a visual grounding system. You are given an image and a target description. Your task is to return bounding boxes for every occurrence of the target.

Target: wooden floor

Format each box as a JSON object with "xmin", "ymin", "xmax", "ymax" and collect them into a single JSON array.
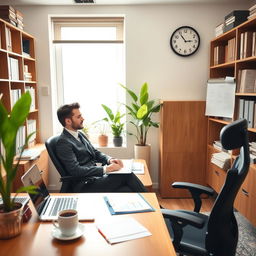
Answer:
[{"xmin": 156, "ymin": 191, "xmax": 215, "ymax": 212}]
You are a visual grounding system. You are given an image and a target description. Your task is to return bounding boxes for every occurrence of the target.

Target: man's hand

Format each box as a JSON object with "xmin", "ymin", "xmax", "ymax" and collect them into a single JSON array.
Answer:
[
  {"xmin": 109, "ymin": 158, "xmax": 124, "ymax": 167},
  {"xmin": 105, "ymin": 163, "xmax": 122, "ymax": 173}
]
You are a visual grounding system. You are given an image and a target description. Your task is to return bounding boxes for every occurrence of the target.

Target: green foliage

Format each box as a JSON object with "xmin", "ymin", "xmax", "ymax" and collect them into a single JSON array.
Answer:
[
  {"xmin": 101, "ymin": 104, "xmax": 125, "ymax": 137},
  {"xmin": 0, "ymin": 92, "xmax": 37, "ymax": 212},
  {"xmin": 120, "ymin": 82, "xmax": 161, "ymax": 146}
]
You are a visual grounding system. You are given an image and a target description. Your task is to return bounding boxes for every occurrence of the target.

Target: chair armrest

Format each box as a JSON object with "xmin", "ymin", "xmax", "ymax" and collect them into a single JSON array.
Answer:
[
  {"xmin": 161, "ymin": 209, "xmax": 205, "ymax": 250},
  {"xmin": 161, "ymin": 209, "xmax": 205, "ymax": 228},
  {"xmin": 172, "ymin": 182, "xmax": 215, "ymax": 213},
  {"xmin": 172, "ymin": 182, "xmax": 214, "ymax": 196}
]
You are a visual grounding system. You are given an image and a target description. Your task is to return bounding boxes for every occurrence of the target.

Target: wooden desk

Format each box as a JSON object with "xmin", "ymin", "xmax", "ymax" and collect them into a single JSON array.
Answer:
[
  {"xmin": 134, "ymin": 159, "xmax": 153, "ymax": 191},
  {"xmin": 0, "ymin": 193, "xmax": 175, "ymax": 256}
]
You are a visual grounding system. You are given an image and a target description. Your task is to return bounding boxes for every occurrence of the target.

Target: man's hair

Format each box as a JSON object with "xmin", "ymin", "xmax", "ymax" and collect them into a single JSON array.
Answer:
[{"xmin": 57, "ymin": 102, "xmax": 80, "ymax": 127}]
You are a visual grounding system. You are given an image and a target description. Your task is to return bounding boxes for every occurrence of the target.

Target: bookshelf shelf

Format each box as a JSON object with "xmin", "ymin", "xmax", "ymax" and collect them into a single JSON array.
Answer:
[
  {"xmin": 0, "ymin": 14, "xmax": 48, "ymax": 191},
  {"xmin": 207, "ymin": 15, "xmax": 256, "ymax": 226}
]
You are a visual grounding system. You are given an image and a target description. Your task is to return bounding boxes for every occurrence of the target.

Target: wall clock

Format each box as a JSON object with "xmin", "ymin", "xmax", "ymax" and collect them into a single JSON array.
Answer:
[{"xmin": 170, "ymin": 26, "xmax": 200, "ymax": 57}]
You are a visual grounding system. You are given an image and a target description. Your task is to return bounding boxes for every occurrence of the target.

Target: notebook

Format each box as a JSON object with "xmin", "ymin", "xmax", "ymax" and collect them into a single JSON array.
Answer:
[{"xmin": 21, "ymin": 164, "xmax": 94, "ymax": 221}]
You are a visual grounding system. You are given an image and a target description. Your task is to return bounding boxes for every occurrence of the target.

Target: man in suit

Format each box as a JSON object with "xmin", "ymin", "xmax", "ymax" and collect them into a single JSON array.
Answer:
[{"xmin": 56, "ymin": 102, "xmax": 147, "ymax": 192}]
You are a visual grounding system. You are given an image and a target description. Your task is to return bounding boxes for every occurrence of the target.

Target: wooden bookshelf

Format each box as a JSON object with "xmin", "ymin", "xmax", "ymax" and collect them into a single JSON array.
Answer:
[
  {"xmin": 0, "ymin": 18, "xmax": 48, "ymax": 190},
  {"xmin": 207, "ymin": 16, "xmax": 256, "ymax": 226}
]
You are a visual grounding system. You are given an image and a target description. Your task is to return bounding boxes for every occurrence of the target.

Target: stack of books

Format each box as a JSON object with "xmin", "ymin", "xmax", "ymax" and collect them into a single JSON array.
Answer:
[
  {"xmin": 239, "ymin": 32, "xmax": 256, "ymax": 59},
  {"xmin": 215, "ymin": 23, "xmax": 224, "ymax": 37},
  {"xmin": 224, "ymin": 10, "xmax": 249, "ymax": 32},
  {"xmin": 213, "ymin": 140, "xmax": 228, "ymax": 152},
  {"xmin": 24, "ymin": 65, "xmax": 32, "ymax": 81},
  {"xmin": 249, "ymin": 142, "xmax": 256, "ymax": 163},
  {"xmin": 211, "ymin": 152, "xmax": 231, "ymax": 170},
  {"xmin": 15, "ymin": 10, "xmax": 23, "ymax": 30},
  {"xmin": 0, "ymin": 5, "xmax": 17, "ymax": 26},
  {"xmin": 248, "ymin": 4, "xmax": 256, "ymax": 20},
  {"xmin": 25, "ymin": 86, "xmax": 36, "ymax": 111}
]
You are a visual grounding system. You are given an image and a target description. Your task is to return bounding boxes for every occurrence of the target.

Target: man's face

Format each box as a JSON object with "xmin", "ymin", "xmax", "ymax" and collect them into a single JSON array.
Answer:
[{"xmin": 66, "ymin": 108, "xmax": 84, "ymax": 131}]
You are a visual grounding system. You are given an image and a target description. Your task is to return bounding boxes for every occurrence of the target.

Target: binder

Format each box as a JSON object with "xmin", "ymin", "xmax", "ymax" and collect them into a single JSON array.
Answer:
[
  {"xmin": 248, "ymin": 100, "xmax": 254, "ymax": 128},
  {"xmin": 238, "ymin": 99, "xmax": 244, "ymax": 119}
]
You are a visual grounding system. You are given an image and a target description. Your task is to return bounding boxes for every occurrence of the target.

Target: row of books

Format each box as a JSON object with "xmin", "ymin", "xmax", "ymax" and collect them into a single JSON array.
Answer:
[
  {"xmin": 238, "ymin": 99, "xmax": 256, "ymax": 128},
  {"xmin": 236, "ymin": 69, "xmax": 256, "ymax": 93},
  {"xmin": 239, "ymin": 31, "xmax": 256, "ymax": 59},
  {"xmin": 248, "ymin": 4, "xmax": 256, "ymax": 20},
  {"xmin": 212, "ymin": 38, "xmax": 236, "ymax": 65},
  {"xmin": 8, "ymin": 57, "xmax": 19, "ymax": 80},
  {"xmin": 0, "ymin": 5, "xmax": 24, "ymax": 30},
  {"xmin": 24, "ymin": 65, "xmax": 32, "ymax": 81},
  {"xmin": 10, "ymin": 89, "xmax": 21, "ymax": 109},
  {"xmin": 16, "ymin": 126, "xmax": 25, "ymax": 155},
  {"xmin": 211, "ymin": 151, "xmax": 231, "ymax": 171}
]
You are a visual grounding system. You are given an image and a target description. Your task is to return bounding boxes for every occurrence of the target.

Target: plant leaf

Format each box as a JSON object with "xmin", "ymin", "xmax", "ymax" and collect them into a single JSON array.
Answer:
[
  {"xmin": 140, "ymin": 82, "xmax": 148, "ymax": 105},
  {"xmin": 137, "ymin": 104, "xmax": 148, "ymax": 119},
  {"xmin": 119, "ymin": 83, "xmax": 138, "ymax": 102},
  {"xmin": 101, "ymin": 104, "xmax": 114, "ymax": 121}
]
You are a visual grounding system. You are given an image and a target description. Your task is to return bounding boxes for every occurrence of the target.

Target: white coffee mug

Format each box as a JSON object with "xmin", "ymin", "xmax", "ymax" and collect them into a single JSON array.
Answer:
[{"xmin": 53, "ymin": 209, "xmax": 78, "ymax": 236}]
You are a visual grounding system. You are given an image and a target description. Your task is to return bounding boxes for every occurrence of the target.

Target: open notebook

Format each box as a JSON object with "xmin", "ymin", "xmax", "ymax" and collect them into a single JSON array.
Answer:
[{"xmin": 108, "ymin": 159, "xmax": 144, "ymax": 174}]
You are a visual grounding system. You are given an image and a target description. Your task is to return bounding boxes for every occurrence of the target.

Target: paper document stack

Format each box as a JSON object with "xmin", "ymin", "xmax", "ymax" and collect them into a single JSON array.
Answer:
[
  {"xmin": 108, "ymin": 159, "xmax": 144, "ymax": 174},
  {"xmin": 211, "ymin": 151, "xmax": 231, "ymax": 170},
  {"xmin": 249, "ymin": 141, "xmax": 256, "ymax": 163},
  {"xmin": 97, "ymin": 217, "xmax": 151, "ymax": 244},
  {"xmin": 15, "ymin": 148, "xmax": 41, "ymax": 160}
]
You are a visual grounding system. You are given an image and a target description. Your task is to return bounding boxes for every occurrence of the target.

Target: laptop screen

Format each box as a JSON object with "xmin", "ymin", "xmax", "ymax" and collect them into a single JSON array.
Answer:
[{"xmin": 21, "ymin": 164, "xmax": 49, "ymax": 215}]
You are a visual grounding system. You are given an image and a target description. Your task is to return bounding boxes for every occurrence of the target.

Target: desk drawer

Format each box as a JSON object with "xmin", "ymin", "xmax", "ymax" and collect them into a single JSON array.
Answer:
[{"xmin": 207, "ymin": 163, "xmax": 226, "ymax": 193}]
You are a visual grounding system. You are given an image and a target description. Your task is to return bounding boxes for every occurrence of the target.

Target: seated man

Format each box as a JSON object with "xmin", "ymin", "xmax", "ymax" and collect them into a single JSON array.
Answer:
[{"xmin": 56, "ymin": 102, "xmax": 147, "ymax": 193}]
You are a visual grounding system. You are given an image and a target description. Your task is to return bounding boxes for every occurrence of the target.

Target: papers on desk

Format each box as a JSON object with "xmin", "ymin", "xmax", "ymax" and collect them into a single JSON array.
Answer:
[
  {"xmin": 97, "ymin": 217, "xmax": 151, "ymax": 244},
  {"xmin": 108, "ymin": 159, "xmax": 144, "ymax": 175},
  {"xmin": 104, "ymin": 193, "xmax": 154, "ymax": 215}
]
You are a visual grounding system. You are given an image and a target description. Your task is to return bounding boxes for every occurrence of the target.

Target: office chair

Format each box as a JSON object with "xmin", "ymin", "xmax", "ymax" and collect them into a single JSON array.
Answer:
[
  {"xmin": 45, "ymin": 135, "xmax": 91, "ymax": 192},
  {"xmin": 161, "ymin": 119, "xmax": 250, "ymax": 256}
]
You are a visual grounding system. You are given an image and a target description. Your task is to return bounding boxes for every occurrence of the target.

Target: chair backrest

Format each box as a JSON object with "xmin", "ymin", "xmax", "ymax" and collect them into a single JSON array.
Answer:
[
  {"xmin": 206, "ymin": 119, "xmax": 250, "ymax": 255},
  {"xmin": 45, "ymin": 135, "xmax": 72, "ymax": 192}
]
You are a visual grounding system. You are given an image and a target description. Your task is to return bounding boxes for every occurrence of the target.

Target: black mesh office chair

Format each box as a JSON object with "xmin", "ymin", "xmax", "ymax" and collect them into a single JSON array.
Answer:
[
  {"xmin": 161, "ymin": 119, "xmax": 250, "ymax": 256},
  {"xmin": 45, "ymin": 135, "xmax": 90, "ymax": 192}
]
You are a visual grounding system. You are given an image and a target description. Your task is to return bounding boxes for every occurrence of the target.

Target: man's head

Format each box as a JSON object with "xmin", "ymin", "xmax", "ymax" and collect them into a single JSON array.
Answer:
[{"xmin": 57, "ymin": 103, "xmax": 84, "ymax": 131}]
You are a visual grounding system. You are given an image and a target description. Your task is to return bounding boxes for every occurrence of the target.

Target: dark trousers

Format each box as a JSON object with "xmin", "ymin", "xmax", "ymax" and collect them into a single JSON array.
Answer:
[{"xmin": 74, "ymin": 173, "xmax": 147, "ymax": 193}]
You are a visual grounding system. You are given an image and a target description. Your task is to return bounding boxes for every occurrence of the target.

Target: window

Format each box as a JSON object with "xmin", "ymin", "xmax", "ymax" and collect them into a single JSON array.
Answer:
[{"xmin": 52, "ymin": 17, "xmax": 125, "ymax": 144}]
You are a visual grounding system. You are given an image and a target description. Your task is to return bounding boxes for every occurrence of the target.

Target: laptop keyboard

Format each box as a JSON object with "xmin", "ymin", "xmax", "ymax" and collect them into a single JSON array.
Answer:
[
  {"xmin": 0, "ymin": 196, "xmax": 29, "ymax": 205},
  {"xmin": 48, "ymin": 197, "xmax": 78, "ymax": 217}
]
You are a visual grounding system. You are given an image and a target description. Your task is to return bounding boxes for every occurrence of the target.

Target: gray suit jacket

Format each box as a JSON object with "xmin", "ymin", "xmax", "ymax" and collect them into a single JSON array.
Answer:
[{"xmin": 56, "ymin": 129, "xmax": 110, "ymax": 178}]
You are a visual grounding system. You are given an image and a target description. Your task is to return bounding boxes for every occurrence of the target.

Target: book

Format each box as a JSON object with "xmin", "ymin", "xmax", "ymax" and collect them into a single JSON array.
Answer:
[
  {"xmin": 15, "ymin": 148, "xmax": 41, "ymax": 160},
  {"xmin": 97, "ymin": 217, "xmax": 151, "ymax": 244},
  {"xmin": 243, "ymin": 31, "xmax": 253, "ymax": 58},
  {"xmin": 239, "ymin": 69, "xmax": 256, "ymax": 93},
  {"xmin": 104, "ymin": 193, "xmax": 154, "ymax": 215}
]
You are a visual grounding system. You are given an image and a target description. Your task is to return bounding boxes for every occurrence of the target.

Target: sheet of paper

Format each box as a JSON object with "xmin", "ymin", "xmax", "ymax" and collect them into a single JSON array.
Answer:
[
  {"xmin": 105, "ymin": 193, "xmax": 153, "ymax": 213},
  {"xmin": 205, "ymin": 78, "xmax": 236, "ymax": 118},
  {"xmin": 108, "ymin": 159, "xmax": 144, "ymax": 174},
  {"xmin": 97, "ymin": 217, "xmax": 151, "ymax": 244}
]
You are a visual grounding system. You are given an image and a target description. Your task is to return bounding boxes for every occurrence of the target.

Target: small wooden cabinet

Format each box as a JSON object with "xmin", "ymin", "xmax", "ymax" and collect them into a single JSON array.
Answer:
[{"xmin": 159, "ymin": 101, "xmax": 207, "ymax": 198}]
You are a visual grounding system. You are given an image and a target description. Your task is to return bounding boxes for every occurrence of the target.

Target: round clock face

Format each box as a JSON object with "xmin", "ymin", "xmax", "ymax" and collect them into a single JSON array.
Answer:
[{"xmin": 170, "ymin": 26, "xmax": 200, "ymax": 57}]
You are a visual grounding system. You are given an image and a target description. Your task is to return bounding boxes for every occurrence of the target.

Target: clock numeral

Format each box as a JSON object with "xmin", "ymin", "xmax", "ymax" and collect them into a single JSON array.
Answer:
[
  {"xmin": 193, "ymin": 34, "xmax": 196, "ymax": 39},
  {"xmin": 175, "ymin": 45, "xmax": 178, "ymax": 48},
  {"xmin": 189, "ymin": 48, "xmax": 192, "ymax": 52},
  {"xmin": 194, "ymin": 40, "xmax": 197, "ymax": 43},
  {"xmin": 184, "ymin": 50, "xmax": 187, "ymax": 54},
  {"xmin": 193, "ymin": 45, "xmax": 196, "ymax": 48},
  {"xmin": 184, "ymin": 29, "xmax": 187, "ymax": 33},
  {"xmin": 173, "ymin": 40, "xmax": 176, "ymax": 44},
  {"xmin": 175, "ymin": 35, "xmax": 179, "ymax": 39},
  {"xmin": 179, "ymin": 48, "xmax": 181, "ymax": 52}
]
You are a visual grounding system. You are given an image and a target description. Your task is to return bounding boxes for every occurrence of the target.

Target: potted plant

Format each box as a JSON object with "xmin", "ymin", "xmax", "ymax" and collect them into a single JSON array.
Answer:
[
  {"xmin": 0, "ymin": 92, "xmax": 36, "ymax": 239},
  {"xmin": 94, "ymin": 121, "xmax": 109, "ymax": 147},
  {"xmin": 101, "ymin": 104, "xmax": 125, "ymax": 147},
  {"xmin": 120, "ymin": 82, "xmax": 161, "ymax": 170}
]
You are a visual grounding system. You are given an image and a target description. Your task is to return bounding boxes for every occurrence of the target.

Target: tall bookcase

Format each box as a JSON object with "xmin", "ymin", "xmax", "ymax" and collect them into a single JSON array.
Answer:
[
  {"xmin": 207, "ymin": 17, "xmax": 256, "ymax": 226},
  {"xmin": 0, "ymin": 18, "xmax": 48, "ymax": 190}
]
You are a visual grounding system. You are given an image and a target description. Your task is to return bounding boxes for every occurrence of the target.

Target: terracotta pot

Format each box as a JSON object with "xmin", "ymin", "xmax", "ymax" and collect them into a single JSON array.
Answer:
[
  {"xmin": 98, "ymin": 135, "xmax": 108, "ymax": 147},
  {"xmin": 0, "ymin": 203, "xmax": 23, "ymax": 239},
  {"xmin": 134, "ymin": 144, "xmax": 151, "ymax": 173}
]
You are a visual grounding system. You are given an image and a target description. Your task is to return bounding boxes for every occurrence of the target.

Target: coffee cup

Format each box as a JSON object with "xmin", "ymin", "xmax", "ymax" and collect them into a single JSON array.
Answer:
[{"xmin": 53, "ymin": 209, "xmax": 78, "ymax": 236}]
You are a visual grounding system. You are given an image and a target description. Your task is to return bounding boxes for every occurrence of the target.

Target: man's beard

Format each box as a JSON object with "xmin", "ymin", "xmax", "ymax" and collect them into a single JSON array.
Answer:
[{"xmin": 71, "ymin": 122, "xmax": 83, "ymax": 130}]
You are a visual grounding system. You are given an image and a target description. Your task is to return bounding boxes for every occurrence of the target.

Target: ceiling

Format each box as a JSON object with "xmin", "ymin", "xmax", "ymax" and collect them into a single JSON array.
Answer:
[{"xmin": 0, "ymin": 0, "xmax": 252, "ymax": 5}]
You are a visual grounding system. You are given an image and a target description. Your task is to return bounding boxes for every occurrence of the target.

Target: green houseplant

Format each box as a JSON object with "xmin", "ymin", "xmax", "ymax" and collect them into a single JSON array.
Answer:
[
  {"xmin": 0, "ymin": 92, "xmax": 36, "ymax": 239},
  {"xmin": 120, "ymin": 82, "xmax": 161, "ymax": 170},
  {"xmin": 101, "ymin": 104, "xmax": 125, "ymax": 147}
]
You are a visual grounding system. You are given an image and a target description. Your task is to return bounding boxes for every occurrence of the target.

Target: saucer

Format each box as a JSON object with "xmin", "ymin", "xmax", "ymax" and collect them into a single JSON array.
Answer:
[{"xmin": 52, "ymin": 223, "xmax": 85, "ymax": 241}]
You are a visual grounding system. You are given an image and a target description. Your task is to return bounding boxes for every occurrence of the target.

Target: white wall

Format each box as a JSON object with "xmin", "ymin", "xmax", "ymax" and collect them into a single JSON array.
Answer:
[{"xmin": 16, "ymin": 2, "xmax": 250, "ymax": 190}]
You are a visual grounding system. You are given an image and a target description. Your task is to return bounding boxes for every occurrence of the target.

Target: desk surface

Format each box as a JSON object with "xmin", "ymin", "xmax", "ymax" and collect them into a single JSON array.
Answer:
[
  {"xmin": 134, "ymin": 159, "xmax": 152, "ymax": 190},
  {"xmin": 0, "ymin": 193, "xmax": 175, "ymax": 256}
]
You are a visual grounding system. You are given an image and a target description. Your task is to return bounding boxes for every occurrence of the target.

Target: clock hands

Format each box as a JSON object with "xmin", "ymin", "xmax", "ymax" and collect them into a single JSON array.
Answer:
[{"xmin": 180, "ymin": 34, "xmax": 187, "ymax": 42}]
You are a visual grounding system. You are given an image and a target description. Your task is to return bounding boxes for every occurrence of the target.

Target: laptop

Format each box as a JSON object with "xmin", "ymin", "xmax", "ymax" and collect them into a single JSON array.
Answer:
[
  {"xmin": 21, "ymin": 164, "xmax": 94, "ymax": 221},
  {"xmin": 0, "ymin": 196, "xmax": 29, "ymax": 206}
]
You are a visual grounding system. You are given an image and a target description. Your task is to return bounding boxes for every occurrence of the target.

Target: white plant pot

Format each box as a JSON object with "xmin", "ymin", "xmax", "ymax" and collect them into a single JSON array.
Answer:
[{"xmin": 134, "ymin": 144, "xmax": 151, "ymax": 173}]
